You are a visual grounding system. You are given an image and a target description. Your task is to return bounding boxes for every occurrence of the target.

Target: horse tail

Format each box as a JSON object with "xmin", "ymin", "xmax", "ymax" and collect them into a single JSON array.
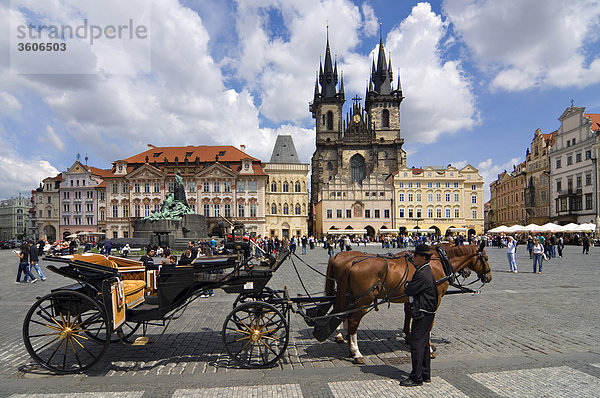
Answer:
[{"xmin": 333, "ymin": 264, "xmax": 352, "ymax": 313}]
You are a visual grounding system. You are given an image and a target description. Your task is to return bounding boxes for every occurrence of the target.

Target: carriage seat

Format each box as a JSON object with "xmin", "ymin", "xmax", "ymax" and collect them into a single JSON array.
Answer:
[{"xmin": 71, "ymin": 254, "xmax": 147, "ymax": 307}]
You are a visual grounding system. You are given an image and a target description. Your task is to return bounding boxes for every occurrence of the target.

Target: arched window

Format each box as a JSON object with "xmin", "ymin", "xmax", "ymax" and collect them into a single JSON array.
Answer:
[
  {"xmin": 294, "ymin": 181, "xmax": 301, "ymax": 192},
  {"xmin": 270, "ymin": 181, "xmax": 277, "ymax": 192},
  {"xmin": 282, "ymin": 181, "xmax": 289, "ymax": 192},
  {"xmin": 382, "ymin": 109, "xmax": 390, "ymax": 127},
  {"xmin": 350, "ymin": 154, "xmax": 366, "ymax": 184},
  {"xmin": 283, "ymin": 203, "xmax": 289, "ymax": 215},
  {"xmin": 295, "ymin": 203, "xmax": 301, "ymax": 215},
  {"xmin": 271, "ymin": 204, "xmax": 277, "ymax": 214},
  {"xmin": 326, "ymin": 111, "xmax": 334, "ymax": 130},
  {"xmin": 327, "ymin": 161, "xmax": 332, "ymax": 170}
]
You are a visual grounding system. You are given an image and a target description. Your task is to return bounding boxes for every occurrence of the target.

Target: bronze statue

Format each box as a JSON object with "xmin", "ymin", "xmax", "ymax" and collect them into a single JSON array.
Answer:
[{"xmin": 144, "ymin": 171, "xmax": 194, "ymax": 220}]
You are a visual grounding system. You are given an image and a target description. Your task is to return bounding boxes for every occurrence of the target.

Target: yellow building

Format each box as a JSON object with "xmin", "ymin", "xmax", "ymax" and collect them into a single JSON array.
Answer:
[
  {"xmin": 390, "ymin": 165, "xmax": 484, "ymax": 236},
  {"xmin": 264, "ymin": 136, "xmax": 310, "ymax": 238}
]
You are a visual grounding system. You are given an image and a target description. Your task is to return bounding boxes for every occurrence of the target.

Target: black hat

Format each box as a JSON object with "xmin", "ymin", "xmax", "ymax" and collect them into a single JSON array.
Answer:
[{"xmin": 414, "ymin": 244, "xmax": 431, "ymax": 256}]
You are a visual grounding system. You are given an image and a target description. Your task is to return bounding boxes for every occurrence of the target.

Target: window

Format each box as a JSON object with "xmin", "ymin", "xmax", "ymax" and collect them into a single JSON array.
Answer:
[
  {"xmin": 445, "ymin": 182, "xmax": 450, "ymax": 188},
  {"xmin": 398, "ymin": 182, "xmax": 404, "ymax": 188},
  {"xmin": 112, "ymin": 183, "xmax": 118, "ymax": 194},
  {"xmin": 144, "ymin": 205, "xmax": 151, "ymax": 217},
  {"xmin": 100, "ymin": 210, "xmax": 105, "ymax": 221},
  {"xmin": 113, "ymin": 231, "xmax": 118, "ymax": 239},
  {"xmin": 445, "ymin": 193, "xmax": 450, "ymax": 202},
  {"xmin": 213, "ymin": 181, "xmax": 220, "ymax": 192},
  {"xmin": 556, "ymin": 158, "xmax": 562, "ymax": 169},
  {"xmin": 203, "ymin": 182, "xmax": 210, "ymax": 192},
  {"xmin": 47, "ymin": 196, "xmax": 51, "ymax": 204},
  {"xmin": 134, "ymin": 183, "xmax": 140, "ymax": 193},
  {"xmin": 154, "ymin": 204, "xmax": 160, "ymax": 212},
  {"xmin": 428, "ymin": 208, "xmax": 433, "ymax": 218},
  {"xmin": 576, "ymin": 153, "xmax": 582, "ymax": 163},
  {"xmin": 295, "ymin": 204, "xmax": 301, "ymax": 215},
  {"xmin": 556, "ymin": 180, "xmax": 562, "ymax": 191},
  {"xmin": 366, "ymin": 209, "xmax": 372, "ymax": 218},
  {"xmin": 586, "ymin": 173, "xmax": 592, "ymax": 186},
  {"xmin": 224, "ymin": 204, "xmax": 231, "ymax": 217},
  {"xmin": 39, "ymin": 210, "xmax": 42, "ymax": 217},
  {"xmin": 436, "ymin": 209, "xmax": 442, "ymax": 218},
  {"xmin": 250, "ymin": 204, "xmax": 257, "ymax": 217},
  {"xmin": 283, "ymin": 204, "xmax": 289, "ymax": 215},
  {"xmin": 445, "ymin": 208, "xmax": 451, "ymax": 218},
  {"xmin": 326, "ymin": 209, "xmax": 332, "ymax": 218},
  {"xmin": 586, "ymin": 193, "xmax": 593, "ymax": 210},
  {"xmin": 168, "ymin": 182, "xmax": 174, "ymax": 192},
  {"xmin": 123, "ymin": 205, "xmax": 129, "ymax": 217},
  {"xmin": 238, "ymin": 204, "xmax": 244, "ymax": 217},
  {"xmin": 576, "ymin": 176, "xmax": 582, "ymax": 188},
  {"xmin": 382, "ymin": 109, "xmax": 390, "ymax": 127},
  {"xmin": 416, "ymin": 193, "xmax": 421, "ymax": 202},
  {"xmin": 585, "ymin": 150, "xmax": 592, "ymax": 160},
  {"xmin": 112, "ymin": 205, "xmax": 119, "ymax": 218},
  {"xmin": 249, "ymin": 181, "xmax": 257, "ymax": 192},
  {"xmin": 203, "ymin": 204, "xmax": 210, "ymax": 217},
  {"xmin": 472, "ymin": 195, "xmax": 477, "ymax": 204},
  {"xmin": 346, "ymin": 209, "xmax": 352, "ymax": 218},
  {"xmin": 454, "ymin": 193, "xmax": 460, "ymax": 202},
  {"xmin": 567, "ymin": 156, "xmax": 572, "ymax": 166},
  {"xmin": 154, "ymin": 182, "xmax": 160, "ymax": 193},
  {"xmin": 135, "ymin": 205, "xmax": 141, "ymax": 217},
  {"xmin": 407, "ymin": 182, "xmax": 413, "ymax": 188},
  {"xmin": 472, "ymin": 210, "xmax": 477, "ymax": 219},
  {"xmin": 416, "ymin": 182, "xmax": 421, "ymax": 188},
  {"xmin": 271, "ymin": 181, "xmax": 277, "ymax": 192},
  {"xmin": 326, "ymin": 111, "xmax": 333, "ymax": 130},
  {"xmin": 454, "ymin": 208, "xmax": 460, "ymax": 218},
  {"xmin": 144, "ymin": 182, "xmax": 150, "ymax": 193},
  {"xmin": 399, "ymin": 193, "xmax": 404, "ymax": 202},
  {"xmin": 295, "ymin": 182, "xmax": 301, "ymax": 192},
  {"xmin": 189, "ymin": 182, "xmax": 196, "ymax": 192},
  {"xmin": 214, "ymin": 204, "xmax": 220, "ymax": 217},
  {"xmin": 63, "ymin": 203, "xmax": 70, "ymax": 212},
  {"xmin": 237, "ymin": 181, "xmax": 245, "ymax": 192},
  {"xmin": 86, "ymin": 216, "xmax": 93, "ymax": 225},
  {"xmin": 374, "ymin": 209, "xmax": 380, "ymax": 218},
  {"xmin": 86, "ymin": 203, "xmax": 93, "ymax": 212},
  {"xmin": 282, "ymin": 181, "xmax": 289, "ymax": 192},
  {"xmin": 427, "ymin": 193, "xmax": 433, "ymax": 202},
  {"xmin": 224, "ymin": 182, "xmax": 231, "ymax": 192},
  {"xmin": 436, "ymin": 193, "xmax": 442, "ymax": 202},
  {"xmin": 408, "ymin": 193, "xmax": 413, "ymax": 202},
  {"xmin": 336, "ymin": 209, "xmax": 342, "ymax": 218},
  {"xmin": 407, "ymin": 209, "xmax": 412, "ymax": 218}
]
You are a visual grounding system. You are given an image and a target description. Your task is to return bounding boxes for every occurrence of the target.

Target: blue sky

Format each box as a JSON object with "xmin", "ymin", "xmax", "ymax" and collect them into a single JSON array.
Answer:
[{"xmin": 2, "ymin": 0, "xmax": 600, "ymax": 201}]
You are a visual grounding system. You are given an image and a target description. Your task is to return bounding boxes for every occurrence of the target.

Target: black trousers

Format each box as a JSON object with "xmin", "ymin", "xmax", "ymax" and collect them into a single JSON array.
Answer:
[{"xmin": 409, "ymin": 313, "xmax": 435, "ymax": 382}]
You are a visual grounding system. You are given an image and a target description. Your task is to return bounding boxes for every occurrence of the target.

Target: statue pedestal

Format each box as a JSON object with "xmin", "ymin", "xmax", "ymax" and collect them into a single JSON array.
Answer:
[{"xmin": 133, "ymin": 214, "xmax": 207, "ymax": 249}]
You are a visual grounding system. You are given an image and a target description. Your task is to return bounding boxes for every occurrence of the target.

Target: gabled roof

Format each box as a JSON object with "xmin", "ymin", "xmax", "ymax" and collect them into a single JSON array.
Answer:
[
  {"xmin": 540, "ymin": 130, "xmax": 557, "ymax": 147},
  {"xmin": 585, "ymin": 113, "xmax": 600, "ymax": 132},
  {"xmin": 87, "ymin": 166, "xmax": 113, "ymax": 178},
  {"xmin": 120, "ymin": 145, "xmax": 258, "ymax": 164}
]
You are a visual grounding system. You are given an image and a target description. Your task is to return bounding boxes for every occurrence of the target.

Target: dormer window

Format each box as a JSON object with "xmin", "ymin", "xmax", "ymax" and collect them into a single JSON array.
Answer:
[
  {"xmin": 186, "ymin": 152, "xmax": 193, "ymax": 157},
  {"xmin": 153, "ymin": 152, "xmax": 162, "ymax": 158}
]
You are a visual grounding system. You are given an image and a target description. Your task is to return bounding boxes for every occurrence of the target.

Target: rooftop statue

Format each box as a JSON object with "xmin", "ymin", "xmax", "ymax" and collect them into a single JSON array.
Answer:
[{"xmin": 144, "ymin": 171, "xmax": 194, "ymax": 220}]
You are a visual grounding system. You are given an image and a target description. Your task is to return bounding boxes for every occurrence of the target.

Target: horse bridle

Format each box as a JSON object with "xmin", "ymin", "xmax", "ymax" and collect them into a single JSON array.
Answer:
[{"xmin": 475, "ymin": 251, "xmax": 492, "ymax": 281}]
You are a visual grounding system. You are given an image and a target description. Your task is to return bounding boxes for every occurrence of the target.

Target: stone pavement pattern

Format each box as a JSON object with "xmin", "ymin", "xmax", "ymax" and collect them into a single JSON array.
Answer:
[{"xmin": 1, "ymin": 244, "xmax": 600, "ymax": 397}]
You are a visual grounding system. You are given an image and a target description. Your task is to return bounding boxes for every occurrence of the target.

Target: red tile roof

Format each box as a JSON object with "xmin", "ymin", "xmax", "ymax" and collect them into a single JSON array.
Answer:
[
  {"xmin": 87, "ymin": 166, "xmax": 113, "ymax": 178},
  {"xmin": 585, "ymin": 113, "xmax": 600, "ymax": 131},
  {"xmin": 541, "ymin": 130, "xmax": 557, "ymax": 146},
  {"xmin": 120, "ymin": 145, "xmax": 258, "ymax": 164}
]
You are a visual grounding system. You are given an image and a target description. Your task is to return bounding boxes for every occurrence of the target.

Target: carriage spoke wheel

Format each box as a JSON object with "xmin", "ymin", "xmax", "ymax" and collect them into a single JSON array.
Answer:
[
  {"xmin": 233, "ymin": 287, "xmax": 289, "ymax": 320},
  {"xmin": 85, "ymin": 320, "xmax": 141, "ymax": 343},
  {"xmin": 23, "ymin": 290, "xmax": 110, "ymax": 374},
  {"xmin": 222, "ymin": 301, "xmax": 289, "ymax": 368}
]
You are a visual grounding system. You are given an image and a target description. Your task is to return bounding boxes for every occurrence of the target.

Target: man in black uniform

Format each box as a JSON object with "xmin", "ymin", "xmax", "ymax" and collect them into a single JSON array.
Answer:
[
  {"xmin": 400, "ymin": 244, "xmax": 438, "ymax": 387},
  {"xmin": 139, "ymin": 248, "xmax": 156, "ymax": 267}
]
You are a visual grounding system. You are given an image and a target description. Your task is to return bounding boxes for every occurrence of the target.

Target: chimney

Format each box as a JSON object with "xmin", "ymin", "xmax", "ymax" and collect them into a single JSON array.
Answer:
[{"xmin": 240, "ymin": 144, "xmax": 246, "ymax": 152}]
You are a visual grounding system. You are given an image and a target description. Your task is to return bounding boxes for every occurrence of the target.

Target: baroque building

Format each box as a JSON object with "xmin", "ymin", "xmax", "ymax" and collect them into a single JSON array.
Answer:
[
  {"xmin": 391, "ymin": 165, "xmax": 485, "ymax": 236},
  {"xmin": 489, "ymin": 162, "xmax": 527, "ymax": 228},
  {"xmin": 0, "ymin": 195, "xmax": 30, "ymax": 240},
  {"xmin": 549, "ymin": 106, "xmax": 600, "ymax": 224},
  {"xmin": 524, "ymin": 128, "xmax": 555, "ymax": 225},
  {"xmin": 264, "ymin": 135, "xmax": 310, "ymax": 238},
  {"xmin": 31, "ymin": 174, "xmax": 62, "ymax": 241},
  {"xmin": 310, "ymin": 32, "xmax": 406, "ymax": 236}
]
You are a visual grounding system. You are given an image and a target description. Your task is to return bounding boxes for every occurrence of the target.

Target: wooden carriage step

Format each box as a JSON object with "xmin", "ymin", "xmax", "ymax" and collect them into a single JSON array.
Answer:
[{"xmin": 132, "ymin": 336, "xmax": 150, "ymax": 346}]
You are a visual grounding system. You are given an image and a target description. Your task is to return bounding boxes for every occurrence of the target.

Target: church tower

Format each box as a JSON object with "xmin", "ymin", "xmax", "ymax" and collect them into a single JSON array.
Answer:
[{"xmin": 309, "ymin": 29, "xmax": 345, "ymax": 203}]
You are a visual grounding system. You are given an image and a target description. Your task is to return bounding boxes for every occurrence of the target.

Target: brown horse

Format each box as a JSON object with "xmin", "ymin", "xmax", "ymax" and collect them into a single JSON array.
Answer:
[{"xmin": 324, "ymin": 242, "xmax": 492, "ymax": 363}]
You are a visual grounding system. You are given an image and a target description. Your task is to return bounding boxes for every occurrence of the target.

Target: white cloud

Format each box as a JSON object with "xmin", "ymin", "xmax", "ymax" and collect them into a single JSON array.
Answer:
[
  {"xmin": 383, "ymin": 2, "xmax": 478, "ymax": 143},
  {"xmin": 42, "ymin": 126, "xmax": 66, "ymax": 152},
  {"xmin": 0, "ymin": 92, "xmax": 21, "ymax": 113},
  {"xmin": 476, "ymin": 157, "xmax": 522, "ymax": 201},
  {"xmin": 444, "ymin": 0, "xmax": 600, "ymax": 91}
]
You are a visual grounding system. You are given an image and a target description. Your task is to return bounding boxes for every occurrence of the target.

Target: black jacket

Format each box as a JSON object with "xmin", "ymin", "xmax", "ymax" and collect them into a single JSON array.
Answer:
[{"xmin": 404, "ymin": 263, "xmax": 438, "ymax": 317}]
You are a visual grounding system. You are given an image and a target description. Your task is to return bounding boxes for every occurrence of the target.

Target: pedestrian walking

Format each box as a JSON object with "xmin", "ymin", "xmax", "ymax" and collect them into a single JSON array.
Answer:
[
  {"xmin": 28, "ymin": 240, "xmax": 46, "ymax": 281},
  {"xmin": 557, "ymin": 236, "xmax": 564, "ymax": 257},
  {"xmin": 400, "ymin": 244, "xmax": 437, "ymax": 387},
  {"xmin": 15, "ymin": 242, "xmax": 37, "ymax": 284},
  {"xmin": 526, "ymin": 236, "xmax": 534, "ymax": 259},
  {"xmin": 301, "ymin": 235, "xmax": 308, "ymax": 255},
  {"xmin": 532, "ymin": 240, "xmax": 544, "ymax": 274},
  {"xmin": 582, "ymin": 235, "xmax": 590, "ymax": 254},
  {"xmin": 506, "ymin": 236, "xmax": 518, "ymax": 273}
]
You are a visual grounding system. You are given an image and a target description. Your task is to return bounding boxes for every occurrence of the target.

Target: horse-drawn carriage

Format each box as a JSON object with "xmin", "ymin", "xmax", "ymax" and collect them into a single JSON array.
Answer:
[{"xmin": 22, "ymin": 222, "xmax": 493, "ymax": 374}]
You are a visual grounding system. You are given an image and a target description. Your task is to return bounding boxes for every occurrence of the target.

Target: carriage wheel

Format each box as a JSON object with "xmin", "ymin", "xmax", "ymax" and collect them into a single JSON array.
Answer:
[
  {"xmin": 222, "ymin": 301, "xmax": 289, "ymax": 368},
  {"xmin": 84, "ymin": 321, "xmax": 141, "ymax": 343},
  {"xmin": 23, "ymin": 290, "xmax": 110, "ymax": 374},
  {"xmin": 233, "ymin": 287, "xmax": 288, "ymax": 319}
]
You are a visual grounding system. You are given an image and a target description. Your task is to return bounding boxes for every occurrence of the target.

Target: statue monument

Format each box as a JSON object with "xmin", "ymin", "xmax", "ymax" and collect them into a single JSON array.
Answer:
[{"xmin": 133, "ymin": 171, "xmax": 207, "ymax": 248}]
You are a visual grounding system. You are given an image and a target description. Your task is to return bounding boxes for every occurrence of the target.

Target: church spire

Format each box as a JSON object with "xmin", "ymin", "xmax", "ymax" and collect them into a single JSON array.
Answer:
[
  {"xmin": 319, "ymin": 25, "xmax": 338, "ymax": 98},
  {"xmin": 371, "ymin": 23, "xmax": 392, "ymax": 95}
]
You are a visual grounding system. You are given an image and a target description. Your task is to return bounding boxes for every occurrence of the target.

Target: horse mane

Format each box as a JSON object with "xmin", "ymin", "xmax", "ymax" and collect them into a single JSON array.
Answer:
[{"xmin": 436, "ymin": 243, "xmax": 476, "ymax": 258}]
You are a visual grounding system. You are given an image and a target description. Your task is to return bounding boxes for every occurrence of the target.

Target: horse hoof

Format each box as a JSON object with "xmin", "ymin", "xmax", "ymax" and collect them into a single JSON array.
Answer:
[
  {"xmin": 353, "ymin": 357, "xmax": 365, "ymax": 365},
  {"xmin": 430, "ymin": 352, "xmax": 437, "ymax": 359},
  {"xmin": 335, "ymin": 336, "xmax": 345, "ymax": 344}
]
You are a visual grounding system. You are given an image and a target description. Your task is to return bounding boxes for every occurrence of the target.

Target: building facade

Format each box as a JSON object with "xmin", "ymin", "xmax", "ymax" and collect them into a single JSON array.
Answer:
[
  {"xmin": 0, "ymin": 195, "xmax": 30, "ymax": 240},
  {"xmin": 391, "ymin": 165, "xmax": 485, "ymax": 236},
  {"xmin": 264, "ymin": 135, "xmax": 310, "ymax": 238},
  {"xmin": 31, "ymin": 175, "xmax": 62, "ymax": 242},
  {"xmin": 489, "ymin": 162, "xmax": 527, "ymax": 228},
  {"xmin": 524, "ymin": 129, "xmax": 555, "ymax": 225},
  {"xmin": 314, "ymin": 174, "xmax": 394, "ymax": 237},
  {"xmin": 103, "ymin": 145, "xmax": 268, "ymax": 238},
  {"xmin": 310, "ymin": 33, "xmax": 406, "ymax": 235},
  {"xmin": 549, "ymin": 106, "xmax": 599, "ymax": 224}
]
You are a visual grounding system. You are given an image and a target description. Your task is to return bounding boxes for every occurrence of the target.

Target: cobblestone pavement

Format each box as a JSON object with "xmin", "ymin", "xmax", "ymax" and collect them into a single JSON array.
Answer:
[{"xmin": 1, "ymin": 244, "xmax": 599, "ymax": 397}]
